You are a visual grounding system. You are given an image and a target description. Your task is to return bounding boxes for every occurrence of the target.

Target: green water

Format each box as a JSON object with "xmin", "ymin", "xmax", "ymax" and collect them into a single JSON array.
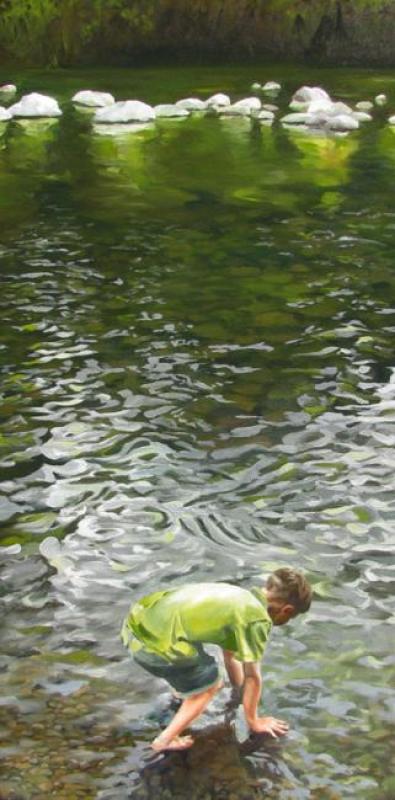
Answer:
[{"xmin": 0, "ymin": 65, "xmax": 395, "ymax": 800}]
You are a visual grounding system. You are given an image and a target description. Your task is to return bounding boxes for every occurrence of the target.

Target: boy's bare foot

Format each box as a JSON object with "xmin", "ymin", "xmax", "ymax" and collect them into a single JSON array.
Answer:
[{"xmin": 151, "ymin": 734, "xmax": 194, "ymax": 752}]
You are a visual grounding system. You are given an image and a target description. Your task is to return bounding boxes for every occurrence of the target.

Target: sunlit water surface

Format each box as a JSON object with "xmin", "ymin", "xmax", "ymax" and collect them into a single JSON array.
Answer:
[{"xmin": 0, "ymin": 64, "xmax": 395, "ymax": 800}]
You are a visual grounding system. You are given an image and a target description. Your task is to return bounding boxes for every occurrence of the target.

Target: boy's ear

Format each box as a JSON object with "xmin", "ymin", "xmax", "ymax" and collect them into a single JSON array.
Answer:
[{"xmin": 283, "ymin": 603, "xmax": 297, "ymax": 618}]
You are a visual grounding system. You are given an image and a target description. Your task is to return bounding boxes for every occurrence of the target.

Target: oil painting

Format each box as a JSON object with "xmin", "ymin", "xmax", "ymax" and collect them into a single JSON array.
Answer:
[{"xmin": 0, "ymin": 3, "xmax": 394, "ymax": 799}]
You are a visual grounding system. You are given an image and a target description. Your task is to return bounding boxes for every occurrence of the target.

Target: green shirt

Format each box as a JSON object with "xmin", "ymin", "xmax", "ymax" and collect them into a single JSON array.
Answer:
[{"xmin": 121, "ymin": 582, "xmax": 272, "ymax": 663}]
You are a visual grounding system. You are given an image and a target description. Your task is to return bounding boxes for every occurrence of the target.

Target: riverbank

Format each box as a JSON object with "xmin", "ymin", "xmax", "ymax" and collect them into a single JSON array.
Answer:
[{"xmin": 0, "ymin": 1, "xmax": 395, "ymax": 68}]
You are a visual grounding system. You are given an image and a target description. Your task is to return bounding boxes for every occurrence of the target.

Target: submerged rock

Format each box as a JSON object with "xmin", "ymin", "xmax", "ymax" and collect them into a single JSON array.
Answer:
[
  {"xmin": 93, "ymin": 122, "xmax": 154, "ymax": 136},
  {"xmin": 94, "ymin": 100, "xmax": 155, "ymax": 124},
  {"xmin": 72, "ymin": 90, "xmax": 115, "ymax": 107},
  {"xmin": 154, "ymin": 103, "xmax": 189, "ymax": 118},
  {"xmin": 375, "ymin": 93, "xmax": 387, "ymax": 106},
  {"xmin": 250, "ymin": 82, "xmax": 262, "ymax": 91},
  {"xmin": 8, "ymin": 92, "xmax": 62, "ymax": 118},
  {"xmin": 175, "ymin": 97, "xmax": 206, "ymax": 111}
]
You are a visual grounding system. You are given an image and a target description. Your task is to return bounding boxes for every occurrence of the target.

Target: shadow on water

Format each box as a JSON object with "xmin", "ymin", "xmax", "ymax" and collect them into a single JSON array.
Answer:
[{"xmin": 102, "ymin": 718, "xmax": 288, "ymax": 800}]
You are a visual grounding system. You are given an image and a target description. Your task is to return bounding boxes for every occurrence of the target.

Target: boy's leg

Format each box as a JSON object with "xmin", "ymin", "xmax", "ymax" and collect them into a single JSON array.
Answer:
[
  {"xmin": 152, "ymin": 679, "xmax": 223, "ymax": 751},
  {"xmin": 223, "ymin": 650, "xmax": 244, "ymax": 688}
]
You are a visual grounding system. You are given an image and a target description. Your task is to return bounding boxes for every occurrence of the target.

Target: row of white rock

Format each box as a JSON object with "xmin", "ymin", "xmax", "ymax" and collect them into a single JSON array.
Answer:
[{"xmin": 1, "ymin": 82, "xmax": 395, "ymax": 132}]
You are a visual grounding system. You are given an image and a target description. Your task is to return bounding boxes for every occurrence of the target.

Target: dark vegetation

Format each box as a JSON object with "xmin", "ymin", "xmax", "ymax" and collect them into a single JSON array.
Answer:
[{"xmin": 0, "ymin": 0, "xmax": 394, "ymax": 67}]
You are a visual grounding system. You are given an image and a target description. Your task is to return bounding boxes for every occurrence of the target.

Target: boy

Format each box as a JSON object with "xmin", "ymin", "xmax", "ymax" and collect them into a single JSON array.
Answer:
[{"xmin": 121, "ymin": 568, "xmax": 312, "ymax": 752}]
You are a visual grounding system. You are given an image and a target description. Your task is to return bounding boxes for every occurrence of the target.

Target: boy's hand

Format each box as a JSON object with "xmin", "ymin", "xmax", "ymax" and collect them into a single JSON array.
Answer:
[{"xmin": 249, "ymin": 716, "xmax": 289, "ymax": 738}]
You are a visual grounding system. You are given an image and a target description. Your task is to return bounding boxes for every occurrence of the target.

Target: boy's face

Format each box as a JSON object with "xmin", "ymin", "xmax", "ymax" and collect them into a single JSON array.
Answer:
[{"xmin": 266, "ymin": 595, "xmax": 297, "ymax": 626}]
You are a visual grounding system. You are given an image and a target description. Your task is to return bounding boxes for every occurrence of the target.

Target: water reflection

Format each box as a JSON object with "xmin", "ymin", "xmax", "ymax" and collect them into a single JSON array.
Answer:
[{"xmin": 1, "ymin": 65, "xmax": 395, "ymax": 799}]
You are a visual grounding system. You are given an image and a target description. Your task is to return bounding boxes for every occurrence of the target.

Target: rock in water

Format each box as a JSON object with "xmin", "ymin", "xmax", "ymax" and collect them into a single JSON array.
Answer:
[
  {"xmin": 154, "ymin": 104, "xmax": 189, "ymax": 118},
  {"xmin": 94, "ymin": 100, "xmax": 155, "ymax": 124},
  {"xmin": 72, "ymin": 90, "xmax": 115, "ymax": 107},
  {"xmin": 9, "ymin": 92, "xmax": 62, "ymax": 118},
  {"xmin": 255, "ymin": 109, "xmax": 275, "ymax": 124},
  {"xmin": 290, "ymin": 85, "xmax": 331, "ymax": 111},
  {"xmin": 356, "ymin": 100, "xmax": 374, "ymax": 111},
  {"xmin": 281, "ymin": 111, "xmax": 314, "ymax": 126},
  {"xmin": 375, "ymin": 94, "xmax": 387, "ymax": 106},
  {"xmin": 206, "ymin": 93, "xmax": 231, "ymax": 108},
  {"xmin": 352, "ymin": 111, "xmax": 372, "ymax": 122},
  {"xmin": 262, "ymin": 81, "xmax": 281, "ymax": 93},
  {"xmin": 175, "ymin": 97, "xmax": 206, "ymax": 111},
  {"xmin": 0, "ymin": 106, "xmax": 12, "ymax": 122},
  {"xmin": 326, "ymin": 114, "xmax": 359, "ymax": 131},
  {"xmin": 220, "ymin": 97, "xmax": 262, "ymax": 116},
  {"xmin": 0, "ymin": 83, "xmax": 16, "ymax": 93}
]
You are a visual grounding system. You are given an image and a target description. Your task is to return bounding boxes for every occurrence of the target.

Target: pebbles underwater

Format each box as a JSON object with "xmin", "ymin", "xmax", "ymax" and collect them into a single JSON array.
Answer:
[{"xmin": 1, "ymin": 66, "xmax": 395, "ymax": 799}]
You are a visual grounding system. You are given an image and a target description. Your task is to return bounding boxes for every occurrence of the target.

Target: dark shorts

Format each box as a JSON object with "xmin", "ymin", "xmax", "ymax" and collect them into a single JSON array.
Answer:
[{"xmin": 133, "ymin": 644, "xmax": 220, "ymax": 698}]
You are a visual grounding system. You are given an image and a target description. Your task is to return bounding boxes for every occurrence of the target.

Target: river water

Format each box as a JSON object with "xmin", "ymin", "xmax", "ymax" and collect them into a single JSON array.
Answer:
[{"xmin": 0, "ymin": 64, "xmax": 394, "ymax": 800}]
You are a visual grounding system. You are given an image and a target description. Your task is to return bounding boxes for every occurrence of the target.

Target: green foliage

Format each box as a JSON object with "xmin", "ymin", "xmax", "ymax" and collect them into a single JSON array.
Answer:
[{"xmin": 0, "ymin": 0, "xmax": 392, "ymax": 65}]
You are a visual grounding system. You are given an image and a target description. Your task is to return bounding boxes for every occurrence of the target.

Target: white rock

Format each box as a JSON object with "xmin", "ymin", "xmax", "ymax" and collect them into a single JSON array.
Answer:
[
  {"xmin": 251, "ymin": 82, "xmax": 262, "ymax": 91},
  {"xmin": 0, "ymin": 106, "xmax": 12, "ymax": 122},
  {"xmin": 388, "ymin": 115, "xmax": 395, "ymax": 125},
  {"xmin": 72, "ymin": 90, "xmax": 115, "ymax": 107},
  {"xmin": 256, "ymin": 109, "xmax": 275, "ymax": 124},
  {"xmin": 356, "ymin": 101, "xmax": 374, "ymax": 111},
  {"xmin": 256, "ymin": 109, "xmax": 275, "ymax": 119},
  {"xmin": 9, "ymin": 92, "xmax": 62, "ymax": 118},
  {"xmin": 352, "ymin": 111, "xmax": 372, "ymax": 122},
  {"xmin": 306, "ymin": 98, "xmax": 335, "ymax": 115},
  {"xmin": 375, "ymin": 94, "xmax": 387, "ymax": 106},
  {"xmin": 220, "ymin": 97, "xmax": 261, "ymax": 116},
  {"xmin": 94, "ymin": 100, "xmax": 155, "ymax": 124},
  {"xmin": 263, "ymin": 103, "xmax": 278, "ymax": 112},
  {"xmin": 290, "ymin": 85, "xmax": 331, "ymax": 111},
  {"xmin": 154, "ymin": 103, "xmax": 189, "ymax": 118},
  {"xmin": 308, "ymin": 100, "xmax": 353, "ymax": 117},
  {"xmin": 175, "ymin": 97, "xmax": 206, "ymax": 111},
  {"xmin": 206, "ymin": 93, "xmax": 231, "ymax": 108},
  {"xmin": 262, "ymin": 81, "xmax": 281, "ymax": 93},
  {"xmin": 281, "ymin": 112, "xmax": 314, "ymax": 126},
  {"xmin": 326, "ymin": 114, "xmax": 359, "ymax": 132},
  {"xmin": 0, "ymin": 83, "xmax": 16, "ymax": 93},
  {"xmin": 306, "ymin": 100, "xmax": 354, "ymax": 128}
]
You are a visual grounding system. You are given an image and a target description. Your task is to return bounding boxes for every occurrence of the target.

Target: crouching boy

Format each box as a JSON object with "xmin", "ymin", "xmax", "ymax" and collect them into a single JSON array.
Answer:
[{"xmin": 121, "ymin": 568, "xmax": 312, "ymax": 751}]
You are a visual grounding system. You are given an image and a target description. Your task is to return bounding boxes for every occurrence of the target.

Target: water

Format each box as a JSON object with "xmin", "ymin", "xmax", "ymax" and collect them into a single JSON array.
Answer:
[{"xmin": 0, "ymin": 64, "xmax": 394, "ymax": 800}]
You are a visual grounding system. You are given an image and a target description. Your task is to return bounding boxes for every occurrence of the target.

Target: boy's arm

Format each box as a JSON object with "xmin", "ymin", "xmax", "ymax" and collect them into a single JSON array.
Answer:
[{"xmin": 243, "ymin": 662, "xmax": 289, "ymax": 738}]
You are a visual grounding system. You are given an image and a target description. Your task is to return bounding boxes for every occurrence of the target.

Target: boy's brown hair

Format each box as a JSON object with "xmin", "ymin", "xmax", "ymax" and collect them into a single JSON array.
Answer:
[{"xmin": 267, "ymin": 568, "xmax": 312, "ymax": 614}]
